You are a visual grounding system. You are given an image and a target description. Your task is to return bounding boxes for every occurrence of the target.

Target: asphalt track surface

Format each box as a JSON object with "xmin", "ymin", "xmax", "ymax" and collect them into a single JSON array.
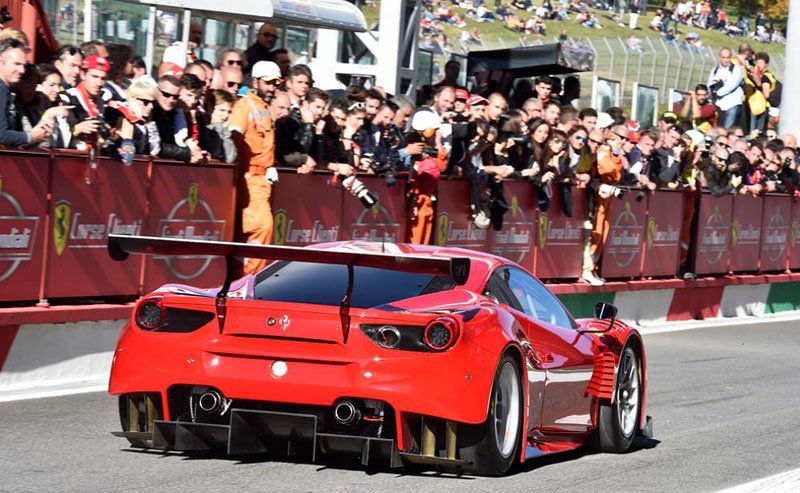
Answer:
[{"xmin": 2, "ymin": 318, "xmax": 799, "ymax": 492}]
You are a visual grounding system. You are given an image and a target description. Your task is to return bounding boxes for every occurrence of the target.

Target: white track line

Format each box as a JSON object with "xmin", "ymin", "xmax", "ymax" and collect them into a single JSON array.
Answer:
[
  {"xmin": 638, "ymin": 312, "xmax": 800, "ymax": 335},
  {"xmin": 0, "ymin": 381, "xmax": 107, "ymax": 403},
  {"xmin": 718, "ymin": 467, "xmax": 800, "ymax": 492}
]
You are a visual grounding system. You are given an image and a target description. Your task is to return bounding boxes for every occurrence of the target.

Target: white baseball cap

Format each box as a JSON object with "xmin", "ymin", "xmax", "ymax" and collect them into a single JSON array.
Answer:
[
  {"xmin": 251, "ymin": 61, "xmax": 282, "ymax": 81},
  {"xmin": 597, "ymin": 112, "xmax": 614, "ymax": 129}
]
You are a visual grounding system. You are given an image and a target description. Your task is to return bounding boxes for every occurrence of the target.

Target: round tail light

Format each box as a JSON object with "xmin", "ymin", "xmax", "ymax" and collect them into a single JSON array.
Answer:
[
  {"xmin": 424, "ymin": 317, "xmax": 460, "ymax": 351},
  {"xmin": 135, "ymin": 298, "xmax": 165, "ymax": 330}
]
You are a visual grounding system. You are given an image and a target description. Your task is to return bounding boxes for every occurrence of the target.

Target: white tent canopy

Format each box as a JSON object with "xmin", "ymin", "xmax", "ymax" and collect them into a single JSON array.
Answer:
[{"xmin": 138, "ymin": 0, "xmax": 368, "ymax": 32}]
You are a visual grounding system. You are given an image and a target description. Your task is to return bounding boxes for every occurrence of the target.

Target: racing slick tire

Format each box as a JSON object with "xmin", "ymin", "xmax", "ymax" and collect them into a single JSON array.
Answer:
[
  {"xmin": 593, "ymin": 345, "xmax": 641, "ymax": 453},
  {"xmin": 459, "ymin": 353, "xmax": 522, "ymax": 476}
]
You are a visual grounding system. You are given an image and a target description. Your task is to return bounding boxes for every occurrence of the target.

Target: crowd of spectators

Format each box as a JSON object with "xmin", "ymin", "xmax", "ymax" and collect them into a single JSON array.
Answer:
[
  {"xmin": 649, "ymin": 3, "xmax": 785, "ymax": 45},
  {"xmin": 0, "ymin": 18, "xmax": 795, "ymax": 284}
]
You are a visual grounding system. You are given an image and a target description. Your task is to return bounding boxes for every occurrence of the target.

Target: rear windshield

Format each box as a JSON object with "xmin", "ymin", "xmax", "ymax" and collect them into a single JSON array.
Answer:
[{"xmin": 253, "ymin": 261, "xmax": 455, "ymax": 308}]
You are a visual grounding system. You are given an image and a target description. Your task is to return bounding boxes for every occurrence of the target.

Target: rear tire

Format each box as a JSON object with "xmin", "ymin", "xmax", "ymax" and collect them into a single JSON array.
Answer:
[
  {"xmin": 593, "ymin": 345, "xmax": 641, "ymax": 453},
  {"xmin": 459, "ymin": 353, "xmax": 522, "ymax": 476}
]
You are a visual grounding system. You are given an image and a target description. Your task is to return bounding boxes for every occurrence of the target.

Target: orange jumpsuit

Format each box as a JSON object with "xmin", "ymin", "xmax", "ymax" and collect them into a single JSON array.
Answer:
[
  {"xmin": 229, "ymin": 89, "xmax": 275, "ymax": 275},
  {"xmin": 591, "ymin": 147, "xmax": 623, "ymax": 259},
  {"xmin": 406, "ymin": 157, "xmax": 441, "ymax": 245}
]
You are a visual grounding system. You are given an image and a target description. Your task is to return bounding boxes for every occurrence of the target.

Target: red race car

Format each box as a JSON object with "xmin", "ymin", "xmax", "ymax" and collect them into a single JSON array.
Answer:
[{"xmin": 108, "ymin": 234, "xmax": 652, "ymax": 476}]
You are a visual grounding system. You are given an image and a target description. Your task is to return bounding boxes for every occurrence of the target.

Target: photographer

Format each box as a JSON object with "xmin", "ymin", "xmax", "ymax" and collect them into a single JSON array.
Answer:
[
  {"xmin": 707, "ymin": 48, "xmax": 744, "ymax": 129},
  {"xmin": 362, "ymin": 101, "xmax": 427, "ymax": 184},
  {"xmin": 679, "ymin": 84, "xmax": 717, "ymax": 133},
  {"xmin": 275, "ymin": 87, "xmax": 329, "ymax": 172},
  {"xmin": 743, "ymin": 52, "xmax": 776, "ymax": 133},
  {"xmin": 59, "ymin": 54, "xmax": 111, "ymax": 150}
]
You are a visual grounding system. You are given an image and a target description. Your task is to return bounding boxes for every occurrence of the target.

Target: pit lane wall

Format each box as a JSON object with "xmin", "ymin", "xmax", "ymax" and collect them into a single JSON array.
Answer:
[{"xmin": 3, "ymin": 151, "xmax": 800, "ymax": 398}]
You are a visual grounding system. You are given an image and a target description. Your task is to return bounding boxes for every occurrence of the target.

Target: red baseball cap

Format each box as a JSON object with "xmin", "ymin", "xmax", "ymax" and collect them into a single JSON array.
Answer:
[
  {"xmin": 467, "ymin": 94, "xmax": 488, "ymax": 106},
  {"xmin": 627, "ymin": 120, "xmax": 641, "ymax": 143},
  {"xmin": 81, "ymin": 55, "xmax": 111, "ymax": 73},
  {"xmin": 455, "ymin": 88, "xmax": 470, "ymax": 101}
]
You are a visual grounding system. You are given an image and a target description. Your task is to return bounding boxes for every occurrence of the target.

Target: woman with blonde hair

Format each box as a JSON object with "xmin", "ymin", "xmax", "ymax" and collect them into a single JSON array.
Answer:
[{"xmin": 105, "ymin": 81, "xmax": 161, "ymax": 164}]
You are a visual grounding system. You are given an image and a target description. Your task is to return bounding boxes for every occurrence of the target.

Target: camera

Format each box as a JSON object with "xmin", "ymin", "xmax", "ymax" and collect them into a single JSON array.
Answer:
[
  {"xmin": 0, "ymin": 6, "xmax": 13, "ymax": 24},
  {"xmin": 599, "ymin": 183, "xmax": 626, "ymax": 199},
  {"xmin": 708, "ymin": 80, "xmax": 724, "ymax": 102},
  {"xmin": 93, "ymin": 115, "xmax": 111, "ymax": 139},
  {"xmin": 342, "ymin": 175, "xmax": 377, "ymax": 209}
]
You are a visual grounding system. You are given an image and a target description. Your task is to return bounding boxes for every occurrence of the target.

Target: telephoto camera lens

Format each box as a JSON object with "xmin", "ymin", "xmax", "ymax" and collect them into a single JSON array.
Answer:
[{"xmin": 342, "ymin": 176, "xmax": 378, "ymax": 209}]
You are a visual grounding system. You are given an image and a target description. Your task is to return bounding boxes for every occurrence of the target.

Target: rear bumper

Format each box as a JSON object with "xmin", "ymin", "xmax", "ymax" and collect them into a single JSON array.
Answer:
[{"xmin": 109, "ymin": 326, "xmax": 502, "ymax": 426}]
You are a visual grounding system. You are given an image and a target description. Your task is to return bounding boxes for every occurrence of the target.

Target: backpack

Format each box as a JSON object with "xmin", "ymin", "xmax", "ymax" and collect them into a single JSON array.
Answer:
[{"xmin": 768, "ymin": 77, "xmax": 782, "ymax": 107}]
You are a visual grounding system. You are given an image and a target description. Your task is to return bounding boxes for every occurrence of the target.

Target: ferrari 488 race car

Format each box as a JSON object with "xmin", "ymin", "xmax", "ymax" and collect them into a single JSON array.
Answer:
[{"xmin": 107, "ymin": 234, "xmax": 652, "ymax": 476}]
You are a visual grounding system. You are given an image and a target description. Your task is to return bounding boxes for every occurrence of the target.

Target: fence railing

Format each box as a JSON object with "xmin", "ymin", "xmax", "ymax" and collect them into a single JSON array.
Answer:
[{"xmin": 427, "ymin": 34, "xmax": 785, "ymax": 112}]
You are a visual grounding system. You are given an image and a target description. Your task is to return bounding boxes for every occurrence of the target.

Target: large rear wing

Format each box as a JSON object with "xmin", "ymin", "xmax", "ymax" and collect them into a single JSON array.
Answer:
[
  {"xmin": 108, "ymin": 234, "xmax": 470, "ymax": 338},
  {"xmin": 108, "ymin": 234, "xmax": 470, "ymax": 285}
]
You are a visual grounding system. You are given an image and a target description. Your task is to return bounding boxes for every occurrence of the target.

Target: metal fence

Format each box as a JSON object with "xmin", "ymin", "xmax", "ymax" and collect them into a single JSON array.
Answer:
[{"xmin": 428, "ymin": 34, "xmax": 786, "ymax": 113}]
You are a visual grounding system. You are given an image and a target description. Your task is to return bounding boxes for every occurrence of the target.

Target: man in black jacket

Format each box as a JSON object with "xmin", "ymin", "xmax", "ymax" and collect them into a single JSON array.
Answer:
[
  {"xmin": 58, "ymin": 54, "xmax": 110, "ymax": 150},
  {"xmin": 0, "ymin": 39, "xmax": 53, "ymax": 146},
  {"xmin": 152, "ymin": 75, "xmax": 203, "ymax": 163},
  {"xmin": 702, "ymin": 146, "xmax": 742, "ymax": 196}
]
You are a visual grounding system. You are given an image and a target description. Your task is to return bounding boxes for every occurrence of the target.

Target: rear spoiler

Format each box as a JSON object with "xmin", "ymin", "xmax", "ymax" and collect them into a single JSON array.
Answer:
[{"xmin": 107, "ymin": 235, "xmax": 471, "ymax": 338}]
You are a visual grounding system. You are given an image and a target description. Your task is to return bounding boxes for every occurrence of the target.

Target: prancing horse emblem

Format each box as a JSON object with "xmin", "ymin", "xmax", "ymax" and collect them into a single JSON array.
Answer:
[{"xmin": 279, "ymin": 315, "xmax": 290, "ymax": 331}]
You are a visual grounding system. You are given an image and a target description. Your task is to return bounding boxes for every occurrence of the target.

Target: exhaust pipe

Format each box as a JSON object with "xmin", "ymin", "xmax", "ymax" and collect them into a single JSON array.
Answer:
[
  {"xmin": 198, "ymin": 391, "xmax": 224, "ymax": 413},
  {"xmin": 333, "ymin": 400, "xmax": 361, "ymax": 425}
]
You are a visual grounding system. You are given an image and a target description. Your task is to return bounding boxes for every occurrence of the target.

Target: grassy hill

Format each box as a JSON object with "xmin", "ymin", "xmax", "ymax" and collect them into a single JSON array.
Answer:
[{"xmin": 360, "ymin": 1, "xmax": 785, "ymax": 73}]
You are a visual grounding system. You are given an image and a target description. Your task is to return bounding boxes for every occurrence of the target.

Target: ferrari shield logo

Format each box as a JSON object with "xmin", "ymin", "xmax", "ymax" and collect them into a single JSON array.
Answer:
[
  {"xmin": 511, "ymin": 195, "xmax": 519, "ymax": 218},
  {"xmin": 53, "ymin": 201, "xmax": 71, "ymax": 256},
  {"xmin": 538, "ymin": 214, "xmax": 549, "ymax": 248},
  {"xmin": 370, "ymin": 198, "xmax": 381, "ymax": 220},
  {"xmin": 273, "ymin": 210, "xmax": 287, "ymax": 245},
  {"xmin": 646, "ymin": 217, "xmax": 656, "ymax": 250},
  {"xmin": 188, "ymin": 183, "xmax": 199, "ymax": 215},
  {"xmin": 731, "ymin": 218, "xmax": 740, "ymax": 247},
  {"xmin": 436, "ymin": 214, "xmax": 448, "ymax": 246},
  {"xmin": 791, "ymin": 219, "xmax": 799, "ymax": 247}
]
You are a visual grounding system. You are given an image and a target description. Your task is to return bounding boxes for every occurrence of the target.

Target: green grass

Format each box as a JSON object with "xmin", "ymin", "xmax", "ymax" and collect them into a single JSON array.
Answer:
[{"xmin": 362, "ymin": 2, "xmax": 782, "ymax": 60}]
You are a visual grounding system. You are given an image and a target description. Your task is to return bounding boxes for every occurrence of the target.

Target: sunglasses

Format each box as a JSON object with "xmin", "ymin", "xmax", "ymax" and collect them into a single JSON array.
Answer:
[
  {"xmin": 159, "ymin": 89, "xmax": 179, "ymax": 100},
  {"xmin": 551, "ymin": 138, "xmax": 565, "ymax": 145},
  {"xmin": 615, "ymin": 133, "xmax": 629, "ymax": 141},
  {"xmin": 348, "ymin": 101, "xmax": 366, "ymax": 111},
  {"xmin": 574, "ymin": 136, "xmax": 587, "ymax": 143},
  {"xmin": 137, "ymin": 98, "xmax": 155, "ymax": 105},
  {"xmin": 226, "ymin": 81, "xmax": 241, "ymax": 88},
  {"xmin": 589, "ymin": 138, "xmax": 604, "ymax": 145},
  {"xmin": 226, "ymin": 59, "xmax": 243, "ymax": 66}
]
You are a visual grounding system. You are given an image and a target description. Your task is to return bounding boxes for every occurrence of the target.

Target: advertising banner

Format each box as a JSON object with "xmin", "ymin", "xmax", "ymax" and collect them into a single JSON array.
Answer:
[
  {"xmin": 729, "ymin": 195, "xmax": 763, "ymax": 272},
  {"xmin": 142, "ymin": 162, "xmax": 236, "ymax": 291},
  {"xmin": 642, "ymin": 190, "xmax": 683, "ymax": 278},
  {"xmin": 488, "ymin": 181, "xmax": 536, "ymax": 271},
  {"xmin": 271, "ymin": 172, "xmax": 343, "ymax": 247},
  {"xmin": 0, "ymin": 152, "xmax": 49, "ymax": 301},
  {"xmin": 600, "ymin": 193, "xmax": 647, "ymax": 279},
  {"xmin": 434, "ymin": 180, "xmax": 490, "ymax": 251},
  {"xmin": 341, "ymin": 176, "xmax": 407, "ymax": 244},
  {"xmin": 44, "ymin": 155, "xmax": 148, "ymax": 298},
  {"xmin": 759, "ymin": 194, "xmax": 791, "ymax": 272},
  {"xmin": 534, "ymin": 187, "xmax": 585, "ymax": 279},
  {"xmin": 790, "ymin": 200, "xmax": 800, "ymax": 270},
  {"xmin": 692, "ymin": 193, "xmax": 733, "ymax": 275}
]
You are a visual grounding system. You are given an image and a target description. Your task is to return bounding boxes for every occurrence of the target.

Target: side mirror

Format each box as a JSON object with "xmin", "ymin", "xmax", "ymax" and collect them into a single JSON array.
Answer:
[{"xmin": 594, "ymin": 302, "xmax": 618, "ymax": 321}]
